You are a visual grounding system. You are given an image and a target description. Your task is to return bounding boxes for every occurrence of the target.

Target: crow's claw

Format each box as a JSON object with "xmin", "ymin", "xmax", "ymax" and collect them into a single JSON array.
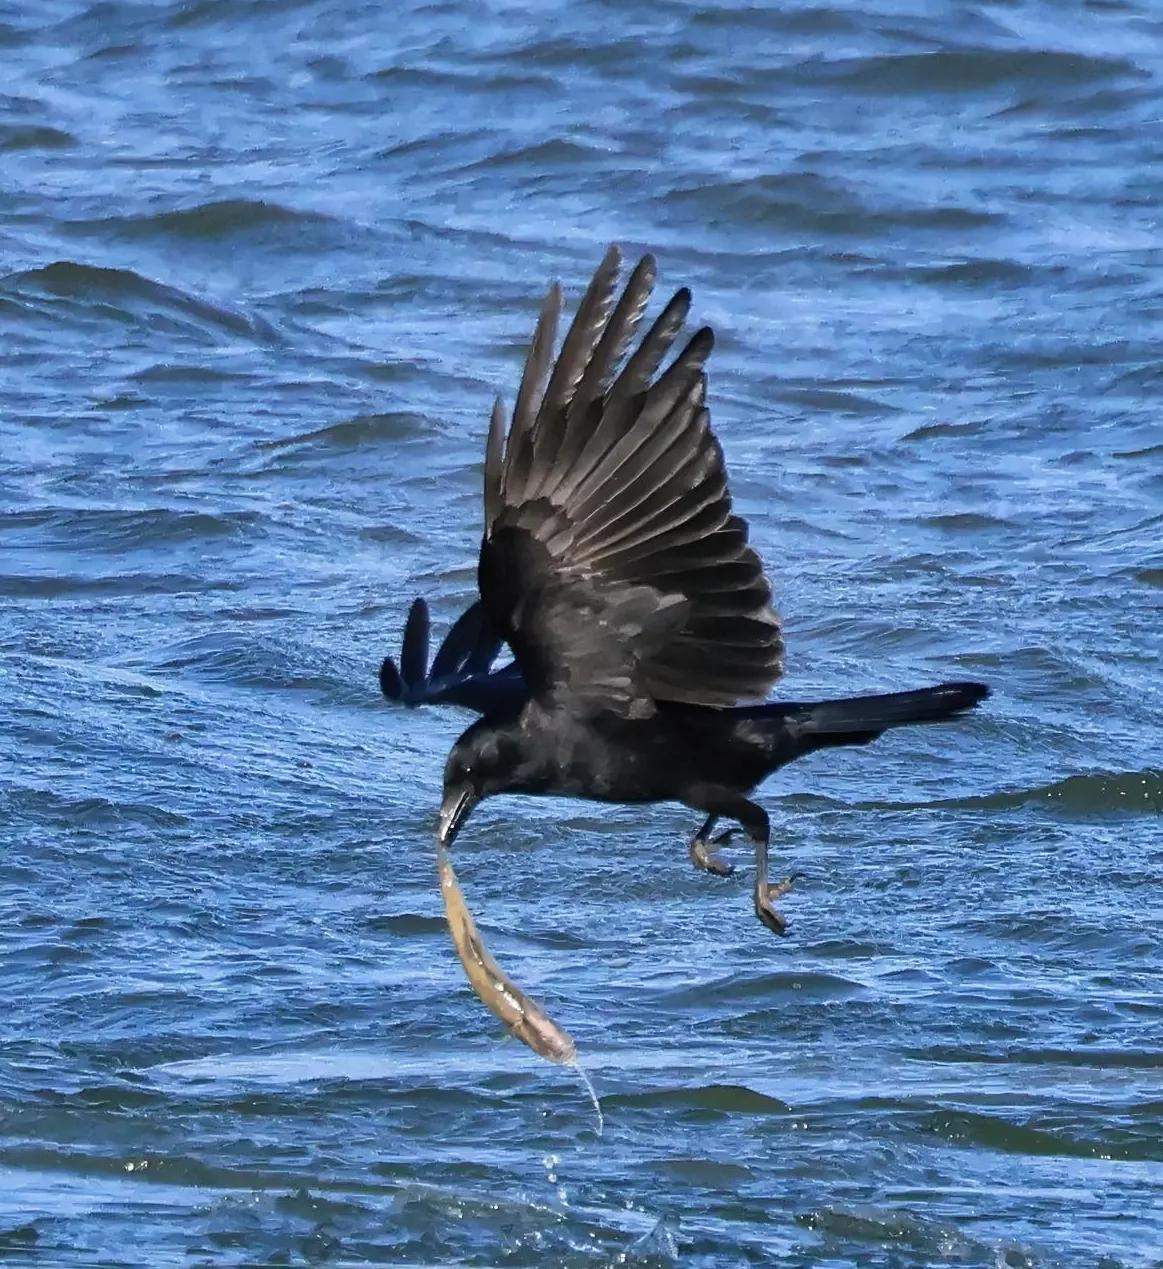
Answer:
[
  {"xmin": 689, "ymin": 835, "xmax": 736, "ymax": 876},
  {"xmin": 755, "ymin": 894, "xmax": 789, "ymax": 937},
  {"xmin": 755, "ymin": 871, "xmax": 801, "ymax": 936},
  {"xmin": 768, "ymin": 871, "xmax": 802, "ymax": 902}
]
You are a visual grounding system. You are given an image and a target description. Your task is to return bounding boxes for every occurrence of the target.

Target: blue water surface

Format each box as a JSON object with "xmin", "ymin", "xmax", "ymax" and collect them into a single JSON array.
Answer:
[{"xmin": 2, "ymin": 1, "xmax": 1162, "ymax": 1265}]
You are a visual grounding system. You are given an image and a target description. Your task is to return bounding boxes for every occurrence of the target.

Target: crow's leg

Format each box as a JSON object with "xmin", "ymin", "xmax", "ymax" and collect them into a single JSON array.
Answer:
[
  {"xmin": 687, "ymin": 814, "xmax": 736, "ymax": 877},
  {"xmin": 735, "ymin": 800, "xmax": 796, "ymax": 938},
  {"xmin": 684, "ymin": 787, "xmax": 796, "ymax": 937}
]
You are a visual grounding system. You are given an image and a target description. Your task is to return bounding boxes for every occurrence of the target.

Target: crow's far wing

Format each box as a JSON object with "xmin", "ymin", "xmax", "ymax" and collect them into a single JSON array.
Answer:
[
  {"xmin": 478, "ymin": 245, "xmax": 783, "ymax": 718},
  {"xmin": 428, "ymin": 599, "xmax": 502, "ymax": 682},
  {"xmin": 378, "ymin": 598, "xmax": 427, "ymax": 702},
  {"xmin": 399, "ymin": 597, "xmax": 430, "ymax": 695},
  {"xmin": 378, "ymin": 597, "xmax": 527, "ymax": 715}
]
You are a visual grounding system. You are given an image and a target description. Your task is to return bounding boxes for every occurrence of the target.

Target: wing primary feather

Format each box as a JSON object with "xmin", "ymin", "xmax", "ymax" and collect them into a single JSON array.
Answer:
[
  {"xmin": 604, "ymin": 287, "xmax": 692, "ymax": 417},
  {"xmin": 548, "ymin": 286, "xmax": 692, "ymax": 508},
  {"xmin": 501, "ymin": 282, "xmax": 561, "ymax": 511},
  {"xmin": 524, "ymin": 247, "xmax": 623, "ymax": 500},
  {"xmin": 637, "ymin": 327, "xmax": 715, "ymax": 425},
  {"xmin": 537, "ymin": 254, "xmax": 657, "ymax": 503},
  {"xmin": 400, "ymin": 598, "xmax": 430, "ymax": 691},
  {"xmin": 430, "ymin": 600, "xmax": 486, "ymax": 681},
  {"xmin": 569, "ymin": 254, "xmax": 656, "ymax": 418},
  {"xmin": 574, "ymin": 463, "xmax": 727, "ymax": 559},
  {"xmin": 568, "ymin": 371, "xmax": 708, "ymax": 526},
  {"xmin": 571, "ymin": 408, "xmax": 706, "ymax": 544},
  {"xmin": 484, "ymin": 395, "xmax": 507, "ymax": 529},
  {"xmin": 574, "ymin": 454, "xmax": 723, "ymax": 559},
  {"xmin": 580, "ymin": 496, "xmax": 728, "ymax": 571},
  {"xmin": 537, "ymin": 244, "xmax": 622, "ymax": 435}
]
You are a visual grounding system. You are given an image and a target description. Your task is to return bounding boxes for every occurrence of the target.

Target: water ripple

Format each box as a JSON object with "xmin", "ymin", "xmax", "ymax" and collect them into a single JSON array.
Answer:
[{"xmin": 2, "ymin": 0, "xmax": 1161, "ymax": 1264}]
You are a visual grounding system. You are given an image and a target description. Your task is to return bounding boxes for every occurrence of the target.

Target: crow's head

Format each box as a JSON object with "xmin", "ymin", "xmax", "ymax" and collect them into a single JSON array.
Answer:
[{"xmin": 436, "ymin": 720, "xmax": 527, "ymax": 847}]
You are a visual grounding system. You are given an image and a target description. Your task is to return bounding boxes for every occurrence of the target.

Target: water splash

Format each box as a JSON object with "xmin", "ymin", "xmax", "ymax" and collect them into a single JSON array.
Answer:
[{"xmin": 568, "ymin": 1054, "xmax": 604, "ymax": 1137}]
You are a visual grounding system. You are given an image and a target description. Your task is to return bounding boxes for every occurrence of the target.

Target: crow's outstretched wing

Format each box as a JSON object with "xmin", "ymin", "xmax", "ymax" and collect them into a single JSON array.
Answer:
[
  {"xmin": 478, "ymin": 246, "xmax": 783, "ymax": 718},
  {"xmin": 379, "ymin": 597, "xmax": 527, "ymax": 715}
]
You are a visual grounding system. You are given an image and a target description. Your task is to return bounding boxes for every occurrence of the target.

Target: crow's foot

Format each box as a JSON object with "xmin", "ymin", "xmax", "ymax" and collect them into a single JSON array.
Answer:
[
  {"xmin": 689, "ymin": 829, "xmax": 737, "ymax": 877},
  {"xmin": 768, "ymin": 872, "xmax": 801, "ymax": 902},
  {"xmin": 754, "ymin": 873, "xmax": 800, "ymax": 937},
  {"xmin": 755, "ymin": 894, "xmax": 789, "ymax": 936}
]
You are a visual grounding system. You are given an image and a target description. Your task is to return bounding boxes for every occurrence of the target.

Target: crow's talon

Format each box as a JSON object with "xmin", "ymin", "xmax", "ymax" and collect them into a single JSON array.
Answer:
[
  {"xmin": 755, "ymin": 895, "xmax": 789, "ymax": 937},
  {"xmin": 768, "ymin": 873, "xmax": 799, "ymax": 902},
  {"xmin": 689, "ymin": 837, "xmax": 735, "ymax": 876}
]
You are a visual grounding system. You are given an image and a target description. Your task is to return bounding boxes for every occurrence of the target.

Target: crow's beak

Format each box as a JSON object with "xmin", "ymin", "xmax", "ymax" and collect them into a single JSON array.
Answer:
[{"xmin": 437, "ymin": 783, "xmax": 477, "ymax": 847}]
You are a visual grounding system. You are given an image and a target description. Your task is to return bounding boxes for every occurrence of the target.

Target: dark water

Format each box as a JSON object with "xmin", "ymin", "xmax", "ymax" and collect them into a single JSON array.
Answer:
[{"xmin": 3, "ymin": 0, "xmax": 1162, "ymax": 1264}]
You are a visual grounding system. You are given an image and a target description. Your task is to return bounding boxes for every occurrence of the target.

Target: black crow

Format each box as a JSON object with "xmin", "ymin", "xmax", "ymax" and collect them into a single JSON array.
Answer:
[{"xmin": 404, "ymin": 246, "xmax": 988, "ymax": 1058}]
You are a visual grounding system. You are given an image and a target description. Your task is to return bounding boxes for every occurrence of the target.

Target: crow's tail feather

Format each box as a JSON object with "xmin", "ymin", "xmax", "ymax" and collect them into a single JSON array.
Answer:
[
  {"xmin": 742, "ymin": 680, "xmax": 989, "ymax": 756},
  {"xmin": 790, "ymin": 681, "xmax": 989, "ymax": 735}
]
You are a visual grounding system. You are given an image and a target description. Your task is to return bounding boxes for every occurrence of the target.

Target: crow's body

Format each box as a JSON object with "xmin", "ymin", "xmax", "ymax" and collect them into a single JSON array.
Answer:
[
  {"xmin": 453, "ymin": 687, "xmax": 983, "ymax": 809},
  {"xmin": 416, "ymin": 246, "xmax": 988, "ymax": 1054},
  {"xmin": 453, "ymin": 700, "xmax": 779, "ymax": 806}
]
